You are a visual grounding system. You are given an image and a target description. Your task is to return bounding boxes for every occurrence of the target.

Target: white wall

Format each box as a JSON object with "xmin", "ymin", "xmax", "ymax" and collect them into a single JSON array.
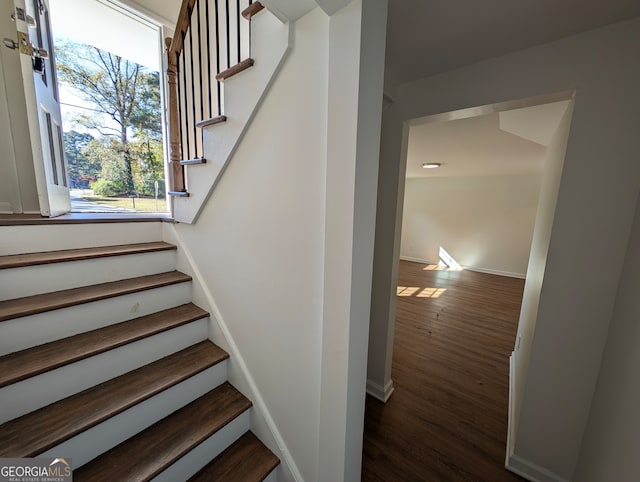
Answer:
[
  {"xmin": 171, "ymin": 1, "xmax": 387, "ymax": 479},
  {"xmin": 573, "ymin": 191, "xmax": 640, "ymax": 481},
  {"xmin": 509, "ymin": 101, "xmax": 573, "ymax": 469},
  {"xmin": 370, "ymin": 17, "xmax": 640, "ymax": 482},
  {"xmin": 319, "ymin": 1, "xmax": 387, "ymax": 480},
  {"xmin": 367, "ymin": 101, "xmax": 406, "ymax": 402},
  {"xmin": 172, "ymin": 9, "xmax": 328, "ymax": 481},
  {"xmin": 401, "ymin": 174, "xmax": 541, "ymax": 277}
]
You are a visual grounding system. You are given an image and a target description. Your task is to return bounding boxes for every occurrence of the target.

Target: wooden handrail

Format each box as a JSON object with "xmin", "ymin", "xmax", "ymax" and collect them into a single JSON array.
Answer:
[{"xmin": 169, "ymin": 0, "xmax": 198, "ymax": 56}]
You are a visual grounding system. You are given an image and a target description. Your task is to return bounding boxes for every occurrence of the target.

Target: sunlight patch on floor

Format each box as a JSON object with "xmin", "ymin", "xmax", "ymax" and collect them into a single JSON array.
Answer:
[
  {"xmin": 417, "ymin": 287, "xmax": 447, "ymax": 298},
  {"xmin": 397, "ymin": 286, "xmax": 447, "ymax": 298}
]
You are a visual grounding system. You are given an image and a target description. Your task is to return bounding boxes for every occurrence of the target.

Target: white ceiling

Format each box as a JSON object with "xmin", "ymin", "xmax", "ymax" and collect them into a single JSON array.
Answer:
[
  {"xmin": 51, "ymin": 0, "xmax": 161, "ymax": 70},
  {"xmin": 130, "ymin": 0, "xmax": 181, "ymax": 26},
  {"xmin": 405, "ymin": 100, "xmax": 570, "ymax": 178},
  {"xmin": 83, "ymin": 1, "xmax": 640, "ymax": 85},
  {"xmin": 386, "ymin": 0, "xmax": 640, "ymax": 83}
]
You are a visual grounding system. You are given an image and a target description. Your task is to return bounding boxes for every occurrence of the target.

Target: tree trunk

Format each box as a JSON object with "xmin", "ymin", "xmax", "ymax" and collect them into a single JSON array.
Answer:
[{"xmin": 121, "ymin": 125, "xmax": 135, "ymax": 195}]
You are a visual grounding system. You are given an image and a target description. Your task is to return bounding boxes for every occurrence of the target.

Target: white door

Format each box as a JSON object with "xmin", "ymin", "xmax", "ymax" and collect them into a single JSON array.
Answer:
[{"xmin": 11, "ymin": 0, "xmax": 70, "ymax": 216}]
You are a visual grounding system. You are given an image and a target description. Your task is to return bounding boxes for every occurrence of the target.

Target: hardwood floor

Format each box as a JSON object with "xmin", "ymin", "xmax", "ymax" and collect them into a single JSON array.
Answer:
[{"xmin": 362, "ymin": 260, "xmax": 525, "ymax": 481}]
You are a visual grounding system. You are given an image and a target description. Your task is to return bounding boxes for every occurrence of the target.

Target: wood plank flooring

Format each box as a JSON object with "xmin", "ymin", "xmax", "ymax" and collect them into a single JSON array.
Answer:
[{"xmin": 362, "ymin": 260, "xmax": 525, "ymax": 482}]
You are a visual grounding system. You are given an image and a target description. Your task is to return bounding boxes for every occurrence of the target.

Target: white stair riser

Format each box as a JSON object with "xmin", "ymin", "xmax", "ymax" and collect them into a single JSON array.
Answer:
[
  {"xmin": 40, "ymin": 363, "xmax": 229, "ymax": 468},
  {"xmin": 0, "ymin": 223, "xmax": 164, "ymax": 256},
  {"xmin": 152, "ymin": 411, "xmax": 251, "ymax": 482},
  {"xmin": 0, "ymin": 283, "xmax": 192, "ymax": 355},
  {"xmin": 0, "ymin": 251, "xmax": 177, "ymax": 301},
  {"xmin": 263, "ymin": 468, "xmax": 278, "ymax": 482},
  {"xmin": 0, "ymin": 319, "xmax": 208, "ymax": 423}
]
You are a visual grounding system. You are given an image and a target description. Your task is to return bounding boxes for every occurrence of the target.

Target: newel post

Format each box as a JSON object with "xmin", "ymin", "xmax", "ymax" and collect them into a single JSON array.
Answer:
[{"xmin": 165, "ymin": 37, "xmax": 185, "ymax": 193}]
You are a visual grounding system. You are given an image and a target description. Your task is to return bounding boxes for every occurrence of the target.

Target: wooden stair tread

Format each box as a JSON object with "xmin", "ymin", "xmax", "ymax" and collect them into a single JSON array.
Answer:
[
  {"xmin": 180, "ymin": 157, "xmax": 207, "ymax": 166},
  {"xmin": 168, "ymin": 191, "xmax": 190, "ymax": 197},
  {"xmin": 0, "ymin": 271, "xmax": 192, "ymax": 322},
  {"xmin": 216, "ymin": 58, "xmax": 254, "ymax": 81},
  {"xmin": 0, "ymin": 213, "xmax": 171, "ymax": 226},
  {"xmin": 189, "ymin": 432, "xmax": 279, "ymax": 482},
  {"xmin": 74, "ymin": 383, "xmax": 251, "ymax": 481},
  {"xmin": 196, "ymin": 115, "xmax": 226, "ymax": 128},
  {"xmin": 0, "ymin": 341, "xmax": 228, "ymax": 457},
  {"xmin": 0, "ymin": 303, "xmax": 209, "ymax": 388},
  {"xmin": 242, "ymin": 1, "xmax": 264, "ymax": 19},
  {"xmin": 0, "ymin": 242, "xmax": 176, "ymax": 269}
]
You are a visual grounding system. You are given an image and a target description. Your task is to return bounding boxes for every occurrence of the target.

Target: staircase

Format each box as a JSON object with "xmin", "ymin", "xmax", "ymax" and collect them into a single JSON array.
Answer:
[
  {"xmin": 165, "ymin": 0, "xmax": 291, "ymax": 224},
  {"xmin": 0, "ymin": 221, "xmax": 279, "ymax": 480}
]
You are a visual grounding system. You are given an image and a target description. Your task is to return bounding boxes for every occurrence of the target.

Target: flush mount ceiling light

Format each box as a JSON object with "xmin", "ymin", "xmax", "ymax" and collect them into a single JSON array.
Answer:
[{"xmin": 421, "ymin": 162, "xmax": 441, "ymax": 169}]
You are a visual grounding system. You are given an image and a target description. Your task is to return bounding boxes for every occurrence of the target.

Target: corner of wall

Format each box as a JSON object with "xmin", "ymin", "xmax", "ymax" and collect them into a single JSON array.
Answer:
[
  {"xmin": 365, "ymin": 378, "xmax": 394, "ymax": 402},
  {"xmin": 506, "ymin": 351, "xmax": 517, "ymax": 465},
  {"xmin": 506, "ymin": 454, "xmax": 571, "ymax": 482}
]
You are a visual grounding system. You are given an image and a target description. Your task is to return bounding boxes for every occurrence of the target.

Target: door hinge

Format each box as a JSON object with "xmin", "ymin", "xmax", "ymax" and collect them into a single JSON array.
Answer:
[{"xmin": 3, "ymin": 38, "xmax": 18, "ymax": 50}]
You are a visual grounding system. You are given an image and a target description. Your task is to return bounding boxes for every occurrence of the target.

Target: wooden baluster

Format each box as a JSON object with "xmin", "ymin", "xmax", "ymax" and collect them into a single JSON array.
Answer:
[{"xmin": 165, "ymin": 37, "xmax": 185, "ymax": 193}]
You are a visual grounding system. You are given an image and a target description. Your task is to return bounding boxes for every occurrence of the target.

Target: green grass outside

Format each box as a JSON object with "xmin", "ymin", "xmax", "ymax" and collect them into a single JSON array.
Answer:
[{"xmin": 78, "ymin": 194, "xmax": 168, "ymax": 213}]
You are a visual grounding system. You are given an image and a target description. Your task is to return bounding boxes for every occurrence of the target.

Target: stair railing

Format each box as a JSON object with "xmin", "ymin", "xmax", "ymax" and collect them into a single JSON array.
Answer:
[{"xmin": 166, "ymin": 0, "xmax": 258, "ymax": 195}]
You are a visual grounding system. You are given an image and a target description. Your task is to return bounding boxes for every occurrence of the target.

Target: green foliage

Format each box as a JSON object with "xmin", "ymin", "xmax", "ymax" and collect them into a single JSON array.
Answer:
[
  {"xmin": 63, "ymin": 130, "xmax": 99, "ymax": 188},
  {"xmin": 83, "ymin": 136, "xmax": 165, "ymax": 197},
  {"xmin": 130, "ymin": 134, "xmax": 165, "ymax": 196},
  {"xmin": 56, "ymin": 41, "xmax": 164, "ymax": 196},
  {"xmin": 130, "ymin": 72, "xmax": 163, "ymax": 140},
  {"xmin": 90, "ymin": 179, "xmax": 123, "ymax": 197},
  {"xmin": 84, "ymin": 138, "xmax": 130, "ymax": 196}
]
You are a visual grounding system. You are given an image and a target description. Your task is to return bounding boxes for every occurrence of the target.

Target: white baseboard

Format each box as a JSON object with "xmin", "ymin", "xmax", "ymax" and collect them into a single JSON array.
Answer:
[
  {"xmin": 506, "ymin": 352, "xmax": 516, "ymax": 465},
  {"xmin": 399, "ymin": 256, "xmax": 526, "ymax": 279},
  {"xmin": 399, "ymin": 256, "xmax": 437, "ymax": 265},
  {"xmin": 463, "ymin": 265, "xmax": 526, "ymax": 279},
  {"xmin": 366, "ymin": 379, "xmax": 394, "ymax": 402},
  {"xmin": 506, "ymin": 454, "xmax": 570, "ymax": 482},
  {"xmin": 506, "ymin": 356, "xmax": 568, "ymax": 482}
]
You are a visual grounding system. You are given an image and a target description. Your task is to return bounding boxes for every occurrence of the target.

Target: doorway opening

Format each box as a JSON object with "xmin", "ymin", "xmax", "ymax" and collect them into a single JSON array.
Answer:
[
  {"xmin": 49, "ymin": 0, "xmax": 169, "ymax": 213},
  {"xmin": 363, "ymin": 93, "xmax": 574, "ymax": 480}
]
